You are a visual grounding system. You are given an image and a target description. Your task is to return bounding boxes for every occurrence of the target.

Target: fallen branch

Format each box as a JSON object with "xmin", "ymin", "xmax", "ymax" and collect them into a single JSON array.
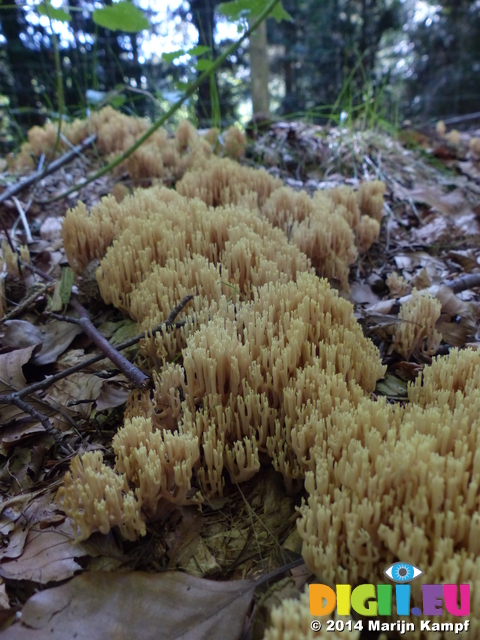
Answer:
[
  {"xmin": 8, "ymin": 395, "xmax": 70, "ymax": 454},
  {"xmin": 19, "ymin": 260, "xmax": 158, "ymax": 388},
  {"xmin": 443, "ymin": 273, "xmax": 480, "ymax": 295},
  {"xmin": 69, "ymin": 298, "xmax": 151, "ymax": 389},
  {"xmin": 0, "ymin": 295, "xmax": 193, "ymax": 406},
  {"xmin": 0, "ymin": 133, "xmax": 97, "ymax": 206}
]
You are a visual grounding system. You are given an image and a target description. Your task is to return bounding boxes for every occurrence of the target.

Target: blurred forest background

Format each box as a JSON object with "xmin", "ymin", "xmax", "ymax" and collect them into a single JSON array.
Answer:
[{"xmin": 0, "ymin": 0, "xmax": 479, "ymax": 151}]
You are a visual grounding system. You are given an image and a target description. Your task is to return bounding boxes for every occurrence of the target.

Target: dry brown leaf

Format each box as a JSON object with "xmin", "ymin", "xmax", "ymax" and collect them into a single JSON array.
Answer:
[
  {"xmin": 458, "ymin": 160, "xmax": 480, "ymax": 182},
  {"xmin": 1, "ymin": 421, "xmax": 45, "ymax": 447},
  {"xmin": 393, "ymin": 252, "xmax": 447, "ymax": 281},
  {"xmin": 396, "ymin": 284, "xmax": 472, "ymax": 317},
  {"xmin": 412, "ymin": 215, "xmax": 450, "ymax": 244},
  {"xmin": 4, "ymin": 571, "xmax": 257, "ymax": 639},
  {"xmin": 3, "ymin": 321, "xmax": 43, "ymax": 350},
  {"xmin": 0, "ymin": 345, "xmax": 38, "ymax": 392},
  {"xmin": 347, "ymin": 281, "xmax": 380, "ymax": 304},
  {"xmin": 44, "ymin": 371, "xmax": 130, "ymax": 418},
  {"xmin": 364, "ymin": 299, "xmax": 396, "ymax": 315},
  {"xmin": 94, "ymin": 374, "xmax": 131, "ymax": 411},
  {"xmin": 45, "ymin": 373, "xmax": 105, "ymax": 418},
  {"xmin": 0, "ymin": 519, "xmax": 85, "ymax": 583},
  {"xmin": 0, "ymin": 580, "xmax": 10, "ymax": 610},
  {"xmin": 436, "ymin": 320, "xmax": 471, "ymax": 347},
  {"xmin": 4, "ymin": 320, "xmax": 82, "ymax": 366},
  {"xmin": 444, "ymin": 250, "xmax": 479, "ymax": 272},
  {"xmin": 426, "ymin": 284, "xmax": 472, "ymax": 316},
  {"xmin": 0, "ymin": 496, "xmax": 47, "ymax": 575},
  {"xmin": 395, "ymin": 185, "xmax": 468, "ymax": 216}
]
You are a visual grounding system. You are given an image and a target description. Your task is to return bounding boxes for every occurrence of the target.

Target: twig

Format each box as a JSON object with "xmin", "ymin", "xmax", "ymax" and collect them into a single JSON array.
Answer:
[
  {"xmin": 0, "ymin": 133, "xmax": 97, "ymax": 206},
  {"xmin": 1, "ymin": 258, "xmax": 194, "ymax": 441},
  {"xmin": 1, "ymin": 282, "xmax": 52, "ymax": 323},
  {"xmin": 37, "ymin": 153, "xmax": 45, "ymax": 173},
  {"xmin": 254, "ymin": 557, "xmax": 306, "ymax": 588},
  {"xmin": 12, "ymin": 196, "xmax": 33, "ymax": 243},
  {"xmin": 49, "ymin": 295, "xmax": 193, "ymax": 330},
  {"xmin": 69, "ymin": 298, "xmax": 151, "ymax": 389},
  {"xmin": 164, "ymin": 294, "xmax": 194, "ymax": 327},
  {"xmin": 60, "ymin": 133, "xmax": 91, "ymax": 164},
  {"xmin": 435, "ymin": 111, "xmax": 480, "ymax": 127},
  {"xmin": 9, "ymin": 396, "xmax": 70, "ymax": 453},
  {"xmin": 0, "ymin": 306, "xmax": 190, "ymax": 403},
  {"xmin": 443, "ymin": 273, "xmax": 480, "ymax": 294},
  {"xmin": 18, "ymin": 260, "xmax": 152, "ymax": 389}
]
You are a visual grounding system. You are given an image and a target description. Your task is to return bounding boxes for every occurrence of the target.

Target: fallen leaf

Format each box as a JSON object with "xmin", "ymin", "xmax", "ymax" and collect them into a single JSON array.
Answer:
[
  {"xmin": 0, "ymin": 580, "xmax": 10, "ymax": 609},
  {"xmin": 0, "ymin": 493, "xmax": 67, "ymax": 563},
  {"xmin": 0, "ymin": 421, "xmax": 45, "ymax": 447},
  {"xmin": 412, "ymin": 215, "xmax": 450, "ymax": 244},
  {"xmin": 436, "ymin": 320, "xmax": 471, "ymax": 347},
  {"xmin": 94, "ymin": 374, "xmax": 131, "ymax": 411},
  {"xmin": 2, "ymin": 321, "xmax": 43, "ymax": 350},
  {"xmin": 0, "ymin": 520, "xmax": 85, "ymax": 583},
  {"xmin": 347, "ymin": 281, "xmax": 380, "ymax": 304},
  {"xmin": 4, "ymin": 571, "xmax": 257, "ymax": 639},
  {"xmin": 364, "ymin": 299, "xmax": 396, "ymax": 315},
  {"xmin": 45, "ymin": 373, "xmax": 105, "ymax": 418},
  {"xmin": 39, "ymin": 217, "xmax": 63, "ymax": 241},
  {"xmin": 428, "ymin": 285, "xmax": 472, "ymax": 316},
  {"xmin": 395, "ymin": 185, "xmax": 469, "ymax": 217},
  {"xmin": 3, "ymin": 320, "xmax": 82, "ymax": 366},
  {"xmin": 0, "ymin": 345, "xmax": 38, "ymax": 392},
  {"xmin": 444, "ymin": 250, "xmax": 479, "ymax": 272},
  {"xmin": 394, "ymin": 252, "xmax": 447, "ymax": 281},
  {"xmin": 376, "ymin": 374, "xmax": 408, "ymax": 398}
]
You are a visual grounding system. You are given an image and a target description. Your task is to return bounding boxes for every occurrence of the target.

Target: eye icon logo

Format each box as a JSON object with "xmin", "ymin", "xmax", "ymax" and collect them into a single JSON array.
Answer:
[{"xmin": 384, "ymin": 562, "xmax": 424, "ymax": 583}]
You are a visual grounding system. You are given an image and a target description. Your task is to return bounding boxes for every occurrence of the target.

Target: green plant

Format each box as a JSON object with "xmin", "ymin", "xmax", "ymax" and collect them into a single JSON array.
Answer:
[
  {"xmin": 327, "ymin": 53, "xmax": 400, "ymax": 134},
  {"xmin": 32, "ymin": 0, "xmax": 151, "ymax": 142},
  {"xmin": 47, "ymin": 0, "xmax": 288, "ymax": 202}
]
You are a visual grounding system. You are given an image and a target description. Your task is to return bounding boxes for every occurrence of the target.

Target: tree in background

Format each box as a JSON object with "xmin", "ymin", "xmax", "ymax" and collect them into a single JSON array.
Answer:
[
  {"xmin": 188, "ymin": 0, "xmax": 218, "ymax": 124},
  {"xmin": 0, "ymin": 4, "xmax": 50, "ymax": 128},
  {"xmin": 404, "ymin": 0, "xmax": 480, "ymax": 118},
  {"xmin": 249, "ymin": 17, "xmax": 270, "ymax": 116},
  {"xmin": 1, "ymin": 0, "xmax": 479, "ymax": 142},
  {"xmin": 268, "ymin": 0, "xmax": 402, "ymax": 119}
]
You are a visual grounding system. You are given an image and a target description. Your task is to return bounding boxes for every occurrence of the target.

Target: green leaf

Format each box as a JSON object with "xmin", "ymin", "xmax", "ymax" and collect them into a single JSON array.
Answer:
[
  {"xmin": 108, "ymin": 95, "xmax": 127, "ymax": 108},
  {"xmin": 162, "ymin": 49, "xmax": 186, "ymax": 63},
  {"xmin": 376, "ymin": 374, "xmax": 408, "ymax": 399},
  {"xmin": 218, "ymin": 0, "xmax": 291, "ymax": 23},
  {"xmin": 38, "ymin": 1, "xmax": 72, "ymax": 23},
  {"xmin": 195, "ymin": 59, "xmax": 213, "ymax": 71},
  {"xmin": 59, "ymin": 267, "xmax": 75, "ymax": 306},
  {"xmin": 92, "ymin": 2, "xmax": 149, "ymax": 33},
  {"xmin": 188, "ymin": 45, "xmax": 211, "ymax": 57}
]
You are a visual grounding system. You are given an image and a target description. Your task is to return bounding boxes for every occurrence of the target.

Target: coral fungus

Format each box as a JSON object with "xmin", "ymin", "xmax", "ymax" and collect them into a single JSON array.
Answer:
[
  {"xmin": 298, "ymin": 348, "xmax": 480, "ymax": 638},
  {"xmin": 59, "ymin": 164, "xmax": 387, "ymax": 538},
  {"xmin": 54, "ymin": 116, "xmax": 480, "ymax": 638}
]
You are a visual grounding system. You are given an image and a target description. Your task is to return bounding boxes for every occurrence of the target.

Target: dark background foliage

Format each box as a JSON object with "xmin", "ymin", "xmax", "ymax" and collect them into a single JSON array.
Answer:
[{"xmin": 0, "ymin": 0, "xmax": 479, "ymax": 148}]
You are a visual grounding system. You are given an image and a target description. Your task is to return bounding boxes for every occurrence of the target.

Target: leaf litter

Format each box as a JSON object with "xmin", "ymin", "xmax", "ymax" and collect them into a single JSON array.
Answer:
[{"xmin": 1, "ymin": 117, "xmax": 480, "ymax": 638}]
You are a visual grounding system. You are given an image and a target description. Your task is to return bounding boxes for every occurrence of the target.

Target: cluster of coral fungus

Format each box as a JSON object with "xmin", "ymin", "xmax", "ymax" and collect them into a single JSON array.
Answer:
[{"xmin": 34, "ymin": 110, "xmax": 478, "ymax": 639}]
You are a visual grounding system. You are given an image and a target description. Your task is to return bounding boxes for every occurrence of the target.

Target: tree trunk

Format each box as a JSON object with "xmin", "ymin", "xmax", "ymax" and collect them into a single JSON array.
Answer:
[
  {"xmin": 249, "ymin": 18, "xmax": 270, "ymax": 116},
  {"xmin": 189, "ymin": 0, "xmax": 217, "ymax": 125}
]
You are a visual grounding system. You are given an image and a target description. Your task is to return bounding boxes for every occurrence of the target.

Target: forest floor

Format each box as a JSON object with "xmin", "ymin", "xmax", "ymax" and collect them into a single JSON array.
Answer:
[{"xmin": 0, "ymin": 117, "xmax": 480, "ymax": 639}]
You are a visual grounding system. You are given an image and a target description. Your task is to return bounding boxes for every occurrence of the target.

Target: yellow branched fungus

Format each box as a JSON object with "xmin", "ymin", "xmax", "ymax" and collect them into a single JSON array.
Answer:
[
  {"xmin": 386, "ymin": 271, "xmax": 411, "ymax": 297},
  {"xmin": 297, "ymin": 348, "xmax": 480, "ymax": 638},
  {"xmin": 56, "ymin": 451, "xmax": 145, "ymax": 541},
  {"xmin": 13, "ymin": 107, "xmax": 245, "ymax": 180},
  {"xmin": 263, "ymin": 587, "xmax": 360, "ymax": 640},
  {"xmin": 392, "ymin": 289, "xmax": 442, "ymax": 359}
]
